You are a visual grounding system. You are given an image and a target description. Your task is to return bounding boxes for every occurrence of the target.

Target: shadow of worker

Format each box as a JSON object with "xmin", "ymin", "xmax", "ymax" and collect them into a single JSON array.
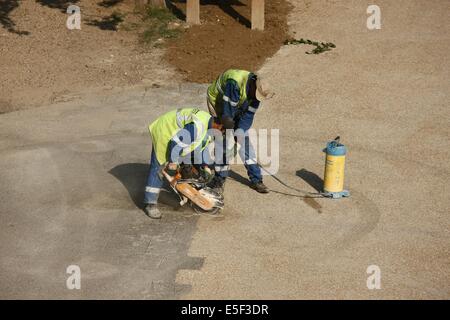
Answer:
[
  {"xmin": 109, "ymin": 163, "xmax": 179, "ymax": 210},
  {"xmin": 228, "ymin": 170, "xmax": 251, "ymax": 187}
]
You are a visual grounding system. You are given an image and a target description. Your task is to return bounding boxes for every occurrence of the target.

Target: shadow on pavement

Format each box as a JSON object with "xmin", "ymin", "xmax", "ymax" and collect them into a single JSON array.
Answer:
[
  {"xmin": 228, "ymin": 170, "xmax": 250, "ymax": 187},
  {"xmin": 108, "ymin": 163, "xmax": 179, "ymax": 210}
]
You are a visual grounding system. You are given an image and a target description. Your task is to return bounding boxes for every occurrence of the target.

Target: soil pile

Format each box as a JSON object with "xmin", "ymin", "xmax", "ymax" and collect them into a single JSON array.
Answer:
[{"xmin": 165, "ymin": 0, "xmax": 292, "ymax": 83}]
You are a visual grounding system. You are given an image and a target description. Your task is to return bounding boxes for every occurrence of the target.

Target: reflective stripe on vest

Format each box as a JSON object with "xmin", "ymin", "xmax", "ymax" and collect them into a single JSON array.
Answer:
[
  {"xmin": 175, "ymin": 108, "xmax": 207, "ymax": 157},
  {"xmin": 207, "ymin": 69, "xmax": 250, "ymax": 109},
  {"xmin": 215, "ymin": 71, "xmax": 225, "ymax": 95},
  {"xmin": 148, "ymin": 108, "xmax": 211, "ymax": 164}
]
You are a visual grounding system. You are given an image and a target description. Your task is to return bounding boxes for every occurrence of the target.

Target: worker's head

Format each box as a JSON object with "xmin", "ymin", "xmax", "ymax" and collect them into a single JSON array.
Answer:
[{"xmin": 248, "ymin": 74, "xmax": 274, "ymax": 102}]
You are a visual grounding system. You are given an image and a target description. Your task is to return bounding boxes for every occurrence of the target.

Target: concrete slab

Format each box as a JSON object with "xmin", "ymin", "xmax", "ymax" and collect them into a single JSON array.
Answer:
[{"xmin": 0, "ymin": 84, "xmax": 209, "ymax": 299}]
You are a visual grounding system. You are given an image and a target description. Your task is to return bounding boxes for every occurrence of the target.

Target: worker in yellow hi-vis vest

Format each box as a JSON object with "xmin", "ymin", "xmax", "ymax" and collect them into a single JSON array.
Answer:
[
  {"xmin": 206, "ymin": 69, "xmax": 274, "ymax": 194},
  {"xmin": 144, "ymin": 108, "xmax": 224, "ymax": 219}
]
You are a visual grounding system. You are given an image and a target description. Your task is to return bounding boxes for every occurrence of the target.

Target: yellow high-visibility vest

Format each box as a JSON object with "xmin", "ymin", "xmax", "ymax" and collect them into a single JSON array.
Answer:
[
  {"xmin": 148, "ymin": 108, "xmax": 211, "ymax": 164},
  {"xmin": 207, "ymin": 69, "xmax": 250, "ymax": 108}
]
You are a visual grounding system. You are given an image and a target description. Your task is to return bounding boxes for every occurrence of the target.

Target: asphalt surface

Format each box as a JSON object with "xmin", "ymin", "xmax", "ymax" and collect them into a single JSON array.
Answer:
[
  {"xmin": 1, "ymin": 0, "xmax": 449, "ymax": 299},
  {"xmin": 0, "ymin": 84, "xmax": 209, "ymax": 299}
]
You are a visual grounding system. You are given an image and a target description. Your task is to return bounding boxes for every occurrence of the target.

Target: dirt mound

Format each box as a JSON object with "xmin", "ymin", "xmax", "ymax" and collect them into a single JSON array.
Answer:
[
  {"xmin": 164, "ymin": 0, "xmax": 292, "ymax": 83},
  {"xmin": 0, "ymin": 0, "xmax": 174, "ymax": 112}
]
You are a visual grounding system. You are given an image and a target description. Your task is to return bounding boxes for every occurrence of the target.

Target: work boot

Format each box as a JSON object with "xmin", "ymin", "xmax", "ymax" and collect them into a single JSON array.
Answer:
[
  {"xmin": 250, "ymin": 181, "xmax": 269, "ymax": 194},
  {"xmin": 208, "ymin": 176, "xmax": 225, "ymax": 195},
  {"xmin": 144, "ymin": 204, "xmax": 162, "ymax": 219}
]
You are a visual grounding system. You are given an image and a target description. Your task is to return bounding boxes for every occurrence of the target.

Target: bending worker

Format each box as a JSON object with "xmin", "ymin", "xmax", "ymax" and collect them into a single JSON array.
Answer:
[
  {"xmin": 144, "ymin": 107, "xmax": 223, "ymax": 219},
  {"xmin": 206, "ymin": 69, "xmax": 274, "ymax": 194}
]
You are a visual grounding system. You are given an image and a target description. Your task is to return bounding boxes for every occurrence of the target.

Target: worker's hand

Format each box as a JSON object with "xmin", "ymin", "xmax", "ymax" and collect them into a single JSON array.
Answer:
[
  {"xmin": 199, "ymin": 166, "xmax": 213, "ymax": 183},
  {"xmin": 166, "ymin": 162, "xmax": 179, "ymax": 177}
]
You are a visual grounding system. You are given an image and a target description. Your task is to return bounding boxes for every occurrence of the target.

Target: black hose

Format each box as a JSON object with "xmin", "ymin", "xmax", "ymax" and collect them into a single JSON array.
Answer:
[{"xmin": 257, "ymin": 162, "xmax": 326, "ymax": 198}]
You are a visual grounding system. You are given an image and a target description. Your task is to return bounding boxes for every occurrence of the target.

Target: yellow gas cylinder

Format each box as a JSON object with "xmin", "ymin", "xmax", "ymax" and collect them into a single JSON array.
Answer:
[{"xmin": 323, "ymin": 137, "xmax": 350, "ymax": 199}]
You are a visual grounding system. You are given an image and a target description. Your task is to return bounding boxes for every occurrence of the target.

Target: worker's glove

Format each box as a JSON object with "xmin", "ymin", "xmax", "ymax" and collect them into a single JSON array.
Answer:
[
  {"xmin": 199, "ymin": 166, "xmax": 213, "ymax": 183},
  {"xmin": 166, "ymin": 163, "xmax": 179, "ymax": 177}
]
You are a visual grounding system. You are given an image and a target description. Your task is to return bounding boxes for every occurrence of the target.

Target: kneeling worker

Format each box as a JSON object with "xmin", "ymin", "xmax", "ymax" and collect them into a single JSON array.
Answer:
[{"xmin": 144, "ymin": 107, "xmax": 224, "ymax": 219}]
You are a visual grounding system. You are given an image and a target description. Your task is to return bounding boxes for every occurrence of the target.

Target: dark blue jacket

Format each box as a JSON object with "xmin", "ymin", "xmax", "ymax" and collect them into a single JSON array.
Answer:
[{"xmin": 222, "ymin": 78, "xmax": 260, "ymax": 131}]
